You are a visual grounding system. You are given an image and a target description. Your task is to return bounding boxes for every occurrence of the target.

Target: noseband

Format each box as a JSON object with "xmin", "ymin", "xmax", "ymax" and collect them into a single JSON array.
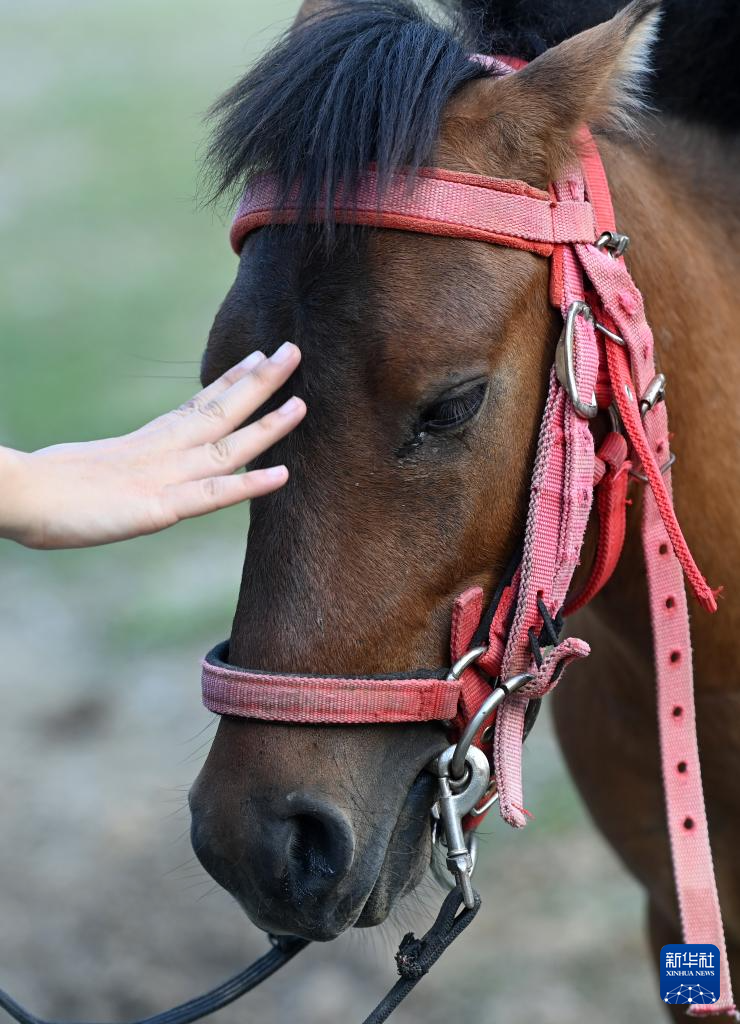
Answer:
[{"xmin": 201, "ymin": 71, "xmax": 736, "ymax": 1019}]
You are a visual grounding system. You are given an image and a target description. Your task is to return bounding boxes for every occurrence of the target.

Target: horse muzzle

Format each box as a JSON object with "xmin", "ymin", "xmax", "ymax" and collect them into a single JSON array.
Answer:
[{"xmin": 188, "ymin": 718, "xmax": 444, "ymax": 941}]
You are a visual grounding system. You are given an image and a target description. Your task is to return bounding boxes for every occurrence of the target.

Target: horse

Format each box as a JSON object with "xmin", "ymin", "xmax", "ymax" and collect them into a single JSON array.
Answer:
[{"xmin": 188, "ymin": 0, "xmax": 740, "ymax": 1011}]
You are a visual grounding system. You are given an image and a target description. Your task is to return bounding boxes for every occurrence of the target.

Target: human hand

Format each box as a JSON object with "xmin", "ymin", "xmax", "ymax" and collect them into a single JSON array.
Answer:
[{"xmin": 0, "ymin": 342, "xmax": 306, "ymax": 549}]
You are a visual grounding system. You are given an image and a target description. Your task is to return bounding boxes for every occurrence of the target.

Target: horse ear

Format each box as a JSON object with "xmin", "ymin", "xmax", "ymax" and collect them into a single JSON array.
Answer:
[
  {"xmin": 292, "ymin": 0, "xmax": 336, "ymax": 27},
  {"xmin": 493, "ymin": 0, "xmax": 661, "ymax": 179}
]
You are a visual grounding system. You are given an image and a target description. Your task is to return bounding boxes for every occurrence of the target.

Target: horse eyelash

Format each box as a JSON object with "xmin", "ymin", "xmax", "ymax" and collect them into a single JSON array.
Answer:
[{"xmin": 421, "ymin": 380, "xmax": 488, "ymax": 434}]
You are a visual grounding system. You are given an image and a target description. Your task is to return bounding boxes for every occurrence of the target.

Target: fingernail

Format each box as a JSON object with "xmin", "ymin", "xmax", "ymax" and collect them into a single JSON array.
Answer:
[
  {"xmin": 264, "ymin": 465, "xmax": 288, "ymax": 480},
  {"xmin": 270, "ymin": 341, "xmax": 295, "ymax": 364},
  {"xmin": 277, "ymin": 396, "xmax": 302, "ymax": 416},
  {"xmin": 242, "ymin": 350, "xmax": 265, "ymax": 369}
]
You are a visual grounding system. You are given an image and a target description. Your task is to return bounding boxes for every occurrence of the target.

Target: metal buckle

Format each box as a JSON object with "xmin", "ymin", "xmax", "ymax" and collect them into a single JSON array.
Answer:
[
  {"xmin": 595, "ymin": 230, "xmax": 630, "ymax": 259},
  {"xmin": 629, "ymin": 453, "xmax": 676, "ymax": 483},
  {"xmin": 593, "ymin": 321, "xmax": 626, "ymax": 346},
  {"xmin": 431, "ymin": 662, "xmax": 535, "ymax": 906},
  {"xmin": 429, "ymin": 669, "xmax": 533, "ymax": 906},
  {"xmin": 555, "ymin": 301, "xmax": 599, "ymax": 419},
  {"xmin": 556, "ymin": 301, "xmax": 635, "ymax": 418},
  {"xmin": 448, "ymin": 671, "xmax": 534, "ymax": 782}
]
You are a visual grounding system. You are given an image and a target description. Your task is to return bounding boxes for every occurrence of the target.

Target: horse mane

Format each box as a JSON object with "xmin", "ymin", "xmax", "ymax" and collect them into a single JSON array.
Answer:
[{"xmin": 203, "ymin": 0, "xmax": 492, "ymax": 228}]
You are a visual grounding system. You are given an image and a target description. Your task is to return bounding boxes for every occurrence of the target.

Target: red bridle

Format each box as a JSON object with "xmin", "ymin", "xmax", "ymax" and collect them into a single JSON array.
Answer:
[
  {"xmin": 201, "ymin": 74, "xmax": 734, "ymax": 1014},
  {"xmin": 207, "ymin": 144, "xmax": 716, "ymax": 721}
]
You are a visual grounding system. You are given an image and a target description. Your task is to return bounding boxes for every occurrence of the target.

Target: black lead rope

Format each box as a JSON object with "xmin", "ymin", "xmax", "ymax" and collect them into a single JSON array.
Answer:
[
  {"xmin": 0, "ymin": 888, "xmax": 478, "ymax": 1024},
  {"xmin": 361, "ymin": 887, "xmax": 481, "ymax": 1024},
  {"xmin": 0, "ymin": 936, "xmax": 307, "ymax": 1024}
]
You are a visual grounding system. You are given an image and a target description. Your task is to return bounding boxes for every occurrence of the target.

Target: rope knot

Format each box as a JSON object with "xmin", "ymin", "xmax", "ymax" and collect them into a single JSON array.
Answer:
[{"xmin": 395, "ymin": 933, "xmax": 428, "ymax": 980}]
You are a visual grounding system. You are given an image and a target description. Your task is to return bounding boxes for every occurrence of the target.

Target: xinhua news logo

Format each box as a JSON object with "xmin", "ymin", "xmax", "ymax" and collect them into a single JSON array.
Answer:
[{"xmin": 660, "ymin": 944, "xmax": 721, "ymax": 1006}]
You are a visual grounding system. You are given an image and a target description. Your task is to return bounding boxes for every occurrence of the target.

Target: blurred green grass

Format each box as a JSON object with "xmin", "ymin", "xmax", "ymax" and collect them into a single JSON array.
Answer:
[
  {"xmin": 0, "ymin": 0, "xmax": 295, "ymax": 453},
  {"xmin": 0, "ymin": 0, "xmax": 301, "ymax": 593}
]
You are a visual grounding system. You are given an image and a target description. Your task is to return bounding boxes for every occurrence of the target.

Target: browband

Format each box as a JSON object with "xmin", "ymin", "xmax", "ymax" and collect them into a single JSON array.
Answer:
[{"xmin": 230, "ymin": 166, "xmax": 598, "ymax": 258}]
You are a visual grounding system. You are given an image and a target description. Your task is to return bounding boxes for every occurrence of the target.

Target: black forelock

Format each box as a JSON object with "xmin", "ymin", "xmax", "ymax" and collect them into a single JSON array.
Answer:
[
  {"xmin": 202, "ymin": 1, "xmax": 491, "ymax": 229},
  {"xmin": 203, "ymin": 0, "xmax": 740, "ymax": 236}
]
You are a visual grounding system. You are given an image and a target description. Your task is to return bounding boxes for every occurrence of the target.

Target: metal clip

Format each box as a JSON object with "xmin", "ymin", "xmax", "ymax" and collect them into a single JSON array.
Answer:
[
  {"xmin": 595, "ymin": 230, "xmax": 630, "ymax": 259},
  {"xmin": 430, "ymin": 817, "xmax": 479, "ymax": 893},
  {"xmin": 555, "ymin": 301, "xmax": 599, "ymax": 419},
  {"xmin": 429, "ymin": 746, "xmax": 490, "ymax": 908},
  {"xmin": 469, "ymin": 781, "xmax": 499, "ymax": 818},
  {"xmin": 639, "ymin": 373, "xmax": 666, "ymax": 415}
]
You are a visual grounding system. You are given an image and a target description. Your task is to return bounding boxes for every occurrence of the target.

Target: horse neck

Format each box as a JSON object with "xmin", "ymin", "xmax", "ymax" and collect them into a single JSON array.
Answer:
[{"xmin": 584, "ymin": 119, "xmax": 740, "ymax": 670}]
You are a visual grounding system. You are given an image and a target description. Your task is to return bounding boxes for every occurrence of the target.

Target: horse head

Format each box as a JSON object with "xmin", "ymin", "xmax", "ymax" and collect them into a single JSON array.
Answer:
[{"xmin": 189, "ymin": 0, "xmax": 659, "ymax": 941}]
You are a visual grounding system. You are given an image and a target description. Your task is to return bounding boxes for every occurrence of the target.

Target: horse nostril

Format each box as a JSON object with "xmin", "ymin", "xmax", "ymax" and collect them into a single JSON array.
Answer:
[
  {"xmin": 289, "ymin": 815, "xmax": 336, "ymax": 878},
  {"xmin": 283, "ymin": 796, "xmax": 355, "ymax": 894}
]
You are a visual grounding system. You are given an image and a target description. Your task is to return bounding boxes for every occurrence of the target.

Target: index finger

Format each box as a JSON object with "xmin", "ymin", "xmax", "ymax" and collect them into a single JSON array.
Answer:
[
  {"xmin": 140, "ymin": 348, "xmax": 266, "ymax": 438},
  {"xmin": 194, "ymin": 348, "xmax": 267, "ymax": 404},
  {"xmin": 166, "ymin": 343, "xmax": 302, "ymax": 446}
]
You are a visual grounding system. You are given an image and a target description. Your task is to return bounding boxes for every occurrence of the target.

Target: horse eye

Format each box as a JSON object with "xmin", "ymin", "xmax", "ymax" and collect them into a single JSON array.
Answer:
[{"xmin": 419, "ymin": 380, "xmax": 488, "ymax": 435}]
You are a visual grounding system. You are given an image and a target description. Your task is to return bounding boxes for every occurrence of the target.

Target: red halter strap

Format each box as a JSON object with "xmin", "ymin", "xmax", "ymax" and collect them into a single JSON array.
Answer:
[
  {"xmin": 209, "ymin": 164, "xmax": 605, "ymax": 735},
  {"xmin": 230, "ymin": 166, "xmax": 597, "ymax": 256},
  {"xmin": 203, "ymin": 641, "xmax": 459, "ymax": 724}
]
